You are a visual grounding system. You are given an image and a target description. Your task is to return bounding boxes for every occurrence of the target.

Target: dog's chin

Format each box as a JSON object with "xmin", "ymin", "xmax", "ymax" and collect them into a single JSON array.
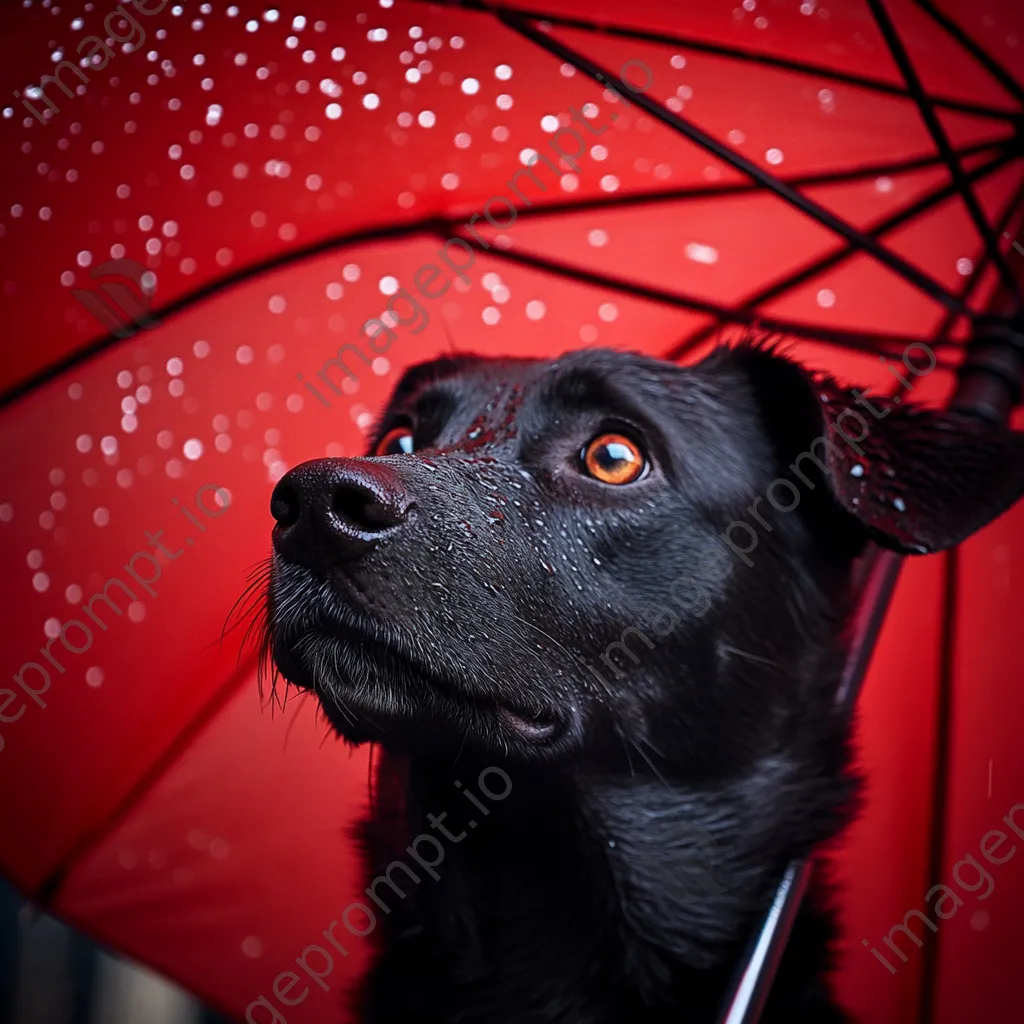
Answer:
[{"xmin": 270, "ymin": 624, "xmax": 570, "ymax": 756}]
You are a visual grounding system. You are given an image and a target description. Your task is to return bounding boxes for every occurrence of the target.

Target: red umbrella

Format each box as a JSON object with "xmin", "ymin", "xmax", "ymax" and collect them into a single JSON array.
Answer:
[{"xmin": 0, "ymin": 1, "xmax": 1022, "ymax": 1022}]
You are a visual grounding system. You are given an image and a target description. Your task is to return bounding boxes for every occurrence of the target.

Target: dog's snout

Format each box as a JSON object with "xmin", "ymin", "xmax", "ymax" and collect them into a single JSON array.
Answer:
[{"xmin": 271, "ymin": 457, "xmax": 413, "ymax": 566}]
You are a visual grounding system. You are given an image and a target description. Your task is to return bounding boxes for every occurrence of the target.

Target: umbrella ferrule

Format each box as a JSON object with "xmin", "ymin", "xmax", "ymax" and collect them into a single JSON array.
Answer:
[{"xmin": 952, "ymin": 317, "xmax": 1024, "ymax": 425}]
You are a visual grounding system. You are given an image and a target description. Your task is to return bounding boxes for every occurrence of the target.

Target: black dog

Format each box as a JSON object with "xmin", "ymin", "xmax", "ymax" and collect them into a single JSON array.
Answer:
[{"xmin": 264, "ymin": 342, "xmax": 1024, "ymax": 1023}]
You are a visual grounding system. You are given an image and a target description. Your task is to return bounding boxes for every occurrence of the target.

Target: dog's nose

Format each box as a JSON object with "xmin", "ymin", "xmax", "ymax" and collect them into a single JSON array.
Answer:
[{"xmin": 270, "ymin": 457, "xmax": 413, "ymax": 566}]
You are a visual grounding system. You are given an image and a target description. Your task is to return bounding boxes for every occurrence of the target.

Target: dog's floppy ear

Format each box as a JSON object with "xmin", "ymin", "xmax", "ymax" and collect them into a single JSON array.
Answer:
[{"xmin": 726, "ymin": 343, "xmax": 1024, "ymax": 555}]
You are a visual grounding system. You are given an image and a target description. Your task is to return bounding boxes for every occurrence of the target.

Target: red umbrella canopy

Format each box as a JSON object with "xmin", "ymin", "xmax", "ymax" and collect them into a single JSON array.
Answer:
[{"xmin": 0, "ymin": 2, "xmax": 1022, "ymax": 1022}]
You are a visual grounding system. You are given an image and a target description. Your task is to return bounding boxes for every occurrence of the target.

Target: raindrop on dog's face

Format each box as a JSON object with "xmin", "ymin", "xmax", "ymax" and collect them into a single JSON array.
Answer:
[
  {"xmin": 264, "ymin": 343, "xmax": 1024, "ymax": 767},
  {"xmin": 267, "ymin": 348, "xmax": 745, "ymax": 763}
]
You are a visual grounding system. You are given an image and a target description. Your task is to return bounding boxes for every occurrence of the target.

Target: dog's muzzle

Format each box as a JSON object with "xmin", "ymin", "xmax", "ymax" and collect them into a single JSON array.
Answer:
[{"xmin": 270, "ymin": 457, "xmax": 414, "ymax": 567}]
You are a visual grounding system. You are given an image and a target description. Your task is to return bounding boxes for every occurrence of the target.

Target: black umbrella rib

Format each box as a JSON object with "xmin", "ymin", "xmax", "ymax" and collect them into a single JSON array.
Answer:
[
  {"xmin": 35, "ymin": 650, "xmax": 262, "ymax": 909},
  {"xmin": 912, "ymin": 0, "xmax": 1024, "ymax": 108},
  {"xmin": 914, "ymin": 175, "xmax": 1024, "ymax": 1024},
  {"xmin": 8, "ymin": 138, "xmax": 1007, "ymax": 412},
  {"xmin": 933, "ymin": 175, "xmax": 1024, "ymax": 342},
  {"xmin": 713, "ymin": 175, "xmax": 1024, "ymax": 1024},
  {"xmin": 0, "ymin": 217, "xmax": 443, "ymax": 410},
  {"xmin": 437, "ymin": 225, "xmax": 961, "ymax": 365},
  {"xmin": 490, "ymin": 138, "xmax": 1014, "ymax": 223},
  {"xmin": 664, "ymin": 146, "xmax": 1020, "ymax": 362},
  {"xmin": 411, "ymin": 0, "xmax": 1016, "ymax": 122},
  {"xmin": 866, "ymin": 0, "xmax": 1022, "ymax": 302},
  {"xmin": 498, "ymin": 11, "xmax": 976, "ymax": 318}
]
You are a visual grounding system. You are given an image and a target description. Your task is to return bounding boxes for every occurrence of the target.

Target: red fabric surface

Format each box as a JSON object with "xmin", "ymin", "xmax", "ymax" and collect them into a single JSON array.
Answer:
[{"xmin": 0, "ymin": 2, "xmax": 1022, "ymax": 1022}]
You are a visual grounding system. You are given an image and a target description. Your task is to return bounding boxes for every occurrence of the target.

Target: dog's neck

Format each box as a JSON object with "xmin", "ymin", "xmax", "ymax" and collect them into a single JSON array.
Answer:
[{"xmin": 377, "ymin": 741, "xmax": 849, "ymax": 1005}]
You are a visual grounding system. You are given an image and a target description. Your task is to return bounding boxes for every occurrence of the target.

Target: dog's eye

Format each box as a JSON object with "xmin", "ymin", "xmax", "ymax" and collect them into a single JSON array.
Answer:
[
  {"xmin": 375, "ymin": 426, "xmax": 415, "ymax": 456},
  {"xmin": 581, "ymin": 433, "xmax": 646, "ymax": 485}
]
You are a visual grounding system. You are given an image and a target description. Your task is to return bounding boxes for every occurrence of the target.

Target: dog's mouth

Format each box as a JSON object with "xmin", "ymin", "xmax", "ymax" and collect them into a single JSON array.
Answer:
[
  {"xmin": 270, "ymin": 611, "xmax": 566, "ymax": 747},
  {"xmin": 495, "ymin": 704, "xmax": 560, "ymax": 743}
]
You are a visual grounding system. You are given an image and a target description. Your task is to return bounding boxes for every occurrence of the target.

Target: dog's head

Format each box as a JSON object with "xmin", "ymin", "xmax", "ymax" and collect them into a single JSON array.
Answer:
[{"xmin": 264, "ymin": 343, "xmax": 1024, "ymax": 771}]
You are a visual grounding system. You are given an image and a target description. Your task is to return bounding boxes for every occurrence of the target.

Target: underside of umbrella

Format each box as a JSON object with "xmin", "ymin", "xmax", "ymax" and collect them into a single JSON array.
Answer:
[{"xmin": 0, "ymin": 1, "xmax": 1022, "ymax": 1022}]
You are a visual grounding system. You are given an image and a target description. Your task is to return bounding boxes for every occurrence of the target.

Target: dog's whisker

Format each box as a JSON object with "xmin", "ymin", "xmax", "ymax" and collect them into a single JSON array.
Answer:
[
  {"xmin": 483, "ymin": 618, "xmax": 550, "ymax": 667},
  {"xmin": 508, "ymin": 613, "xmax": 578, "ymax": 669},
  {"xmin": 638, "ymin": 736, "xmax": 668, "ymax": 761},
  {"xmin": 719, "ymin": 643, "xmax": 778, "ymax": 667},
  {"xmin": 281, "ymin": 690, "xmax": 315, "ymax": 748},
  {"xmin": 452, "ymin": 725, "xmax": 470, "ymax": 768},
  {"xmin": 256, "ymin": 343, "xmax": 1024, "ymax": 1022},
  {"xmin": 631, "ymin": 739, "xmax": 670, "ymax": 789},
  {"xmin": 616, "ymin": 725, "xmax": 637, "ymax": 778},
  {"xmin": 309, "ymin": 645, "xmax": 359, "ymax": 727},
  {"xmin": 367, "ymin": 741, "xmax": 379, "ymax": 810},
  {"xmin": 223, "ymin": 558, "xmax": 273, "ymax": 640}
]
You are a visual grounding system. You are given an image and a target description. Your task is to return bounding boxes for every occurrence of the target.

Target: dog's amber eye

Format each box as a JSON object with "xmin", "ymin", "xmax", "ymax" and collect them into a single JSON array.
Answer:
[
  {"xmin": 375, "ymin": 426, "xmax": 415, "ymax": 456},
  {"xmin": 582, "ymin": 433, "xmax": 646, "ymax": 485}
]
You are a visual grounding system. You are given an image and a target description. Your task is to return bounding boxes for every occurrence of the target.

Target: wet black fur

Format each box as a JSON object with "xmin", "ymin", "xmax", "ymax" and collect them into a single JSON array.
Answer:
[{"xmin": 265, "ymin": 343, "xmax": 1024, "ymax": 1023}]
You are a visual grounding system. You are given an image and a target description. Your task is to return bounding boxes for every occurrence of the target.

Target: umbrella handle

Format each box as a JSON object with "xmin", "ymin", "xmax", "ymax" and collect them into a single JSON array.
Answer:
[
  {"xmin": 713, "ymin": 548, "xmax": 902, "ymax": 1024},
  {"xmin": 714, "ymin": 301, "xmax": 1024, "ymax": 1024},
  {"xmin": 714, "ymin": 859, "xmax": 811, "ymax": 1024}
]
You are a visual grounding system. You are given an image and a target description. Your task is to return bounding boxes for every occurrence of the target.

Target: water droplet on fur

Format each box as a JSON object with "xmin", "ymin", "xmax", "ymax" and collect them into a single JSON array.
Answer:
[
  {"xmin": 850, "ymin": 464, "xmax": 865, "ymax": 477},
  {"xmin": 893, "ymin": 497, "xmax": 906, "ymax": 512}
]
